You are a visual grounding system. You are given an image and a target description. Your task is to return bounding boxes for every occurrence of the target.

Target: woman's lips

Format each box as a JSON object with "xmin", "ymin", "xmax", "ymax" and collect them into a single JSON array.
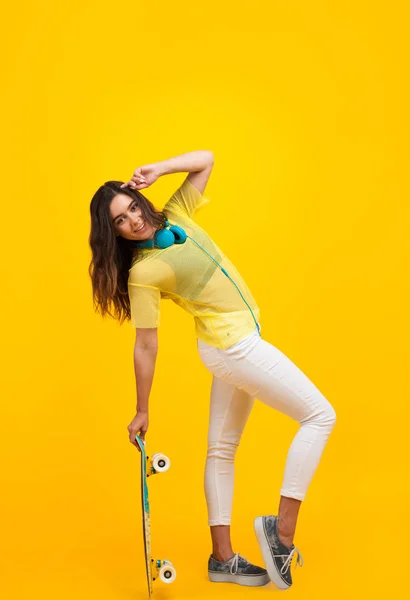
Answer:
[{"xmin": 134, "ymin": 223, "xmax": 146, "ymax": 233}]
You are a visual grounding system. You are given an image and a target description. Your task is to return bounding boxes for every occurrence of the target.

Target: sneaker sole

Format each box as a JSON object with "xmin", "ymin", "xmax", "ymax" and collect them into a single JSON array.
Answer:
[
  {"xmin": 208, "ymin": 571, "xmax": 270, "ymax": 587},
  {"xmin": 254, "ymin": 516, "xmax": 290, "ymax": 590}
]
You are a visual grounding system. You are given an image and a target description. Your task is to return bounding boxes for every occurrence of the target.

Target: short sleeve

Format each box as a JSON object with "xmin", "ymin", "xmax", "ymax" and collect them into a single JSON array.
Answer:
[
  {"xmin": 128, "ymin": 283, "xmax": 161, "ymax": 328},
  {"xmin": 163, "ymin": 177, "xmax": 210, "ymax": 219}
]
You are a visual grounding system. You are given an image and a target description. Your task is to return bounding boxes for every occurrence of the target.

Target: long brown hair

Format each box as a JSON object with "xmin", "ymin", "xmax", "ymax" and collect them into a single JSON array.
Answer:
[{"xmin": 88, "ymin": 181, "xmax": 166, "ymax": 324}]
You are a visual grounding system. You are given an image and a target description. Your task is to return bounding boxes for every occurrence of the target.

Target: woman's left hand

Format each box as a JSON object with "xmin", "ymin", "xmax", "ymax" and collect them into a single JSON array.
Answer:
[{"xmin": 120, "ymin": 163, "xmax": 160, "ymax": 190}]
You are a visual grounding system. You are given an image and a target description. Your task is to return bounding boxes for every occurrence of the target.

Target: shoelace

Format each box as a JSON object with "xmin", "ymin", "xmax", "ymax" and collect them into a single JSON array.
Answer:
[
  {"xmin": 279, "ymin": 546, "xmax": 304, "ymax": 575},
  {"xmin": 229, "ymin": 552, "xmax": 246, "ymax": 575}
]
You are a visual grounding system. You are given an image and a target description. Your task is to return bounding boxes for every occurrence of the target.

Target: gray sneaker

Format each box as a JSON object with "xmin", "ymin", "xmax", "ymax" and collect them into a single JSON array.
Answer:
[
  {"xmin": 208, "ymin": 552, "xmax": 270, "ymax": 586},
  {"xmin": 254, "ymin": 515, "xmax": 304, "ymax": 590}
]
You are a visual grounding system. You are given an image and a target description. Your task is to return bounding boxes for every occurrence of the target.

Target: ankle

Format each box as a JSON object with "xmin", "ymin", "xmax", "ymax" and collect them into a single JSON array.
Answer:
[
  {"xmin": 277, "ymin": 524, "xmax": 294, "ymax": 548},
  {"xmin": 278, "ymin": 533, "xmax": 293, "ymax": 548},
  {"xmin": 212, "ymin": 551, "xmax": 235, "ymax": 562}
]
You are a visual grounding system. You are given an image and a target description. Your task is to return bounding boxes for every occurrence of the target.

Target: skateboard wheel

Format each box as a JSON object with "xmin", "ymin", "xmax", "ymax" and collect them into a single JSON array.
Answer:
[
  {"xmin": 159, "ymin": 562, "xmax": 176, "ymax": 584},
  {"xmin": 151, "ymin": 453, "xmax": 171, "ymax": 473}
]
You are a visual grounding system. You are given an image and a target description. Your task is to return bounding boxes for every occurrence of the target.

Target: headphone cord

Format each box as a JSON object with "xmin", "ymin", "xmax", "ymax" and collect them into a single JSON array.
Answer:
[{"xmin": 187, "ymin": 235, "xmax": 261, "ymax": 336}]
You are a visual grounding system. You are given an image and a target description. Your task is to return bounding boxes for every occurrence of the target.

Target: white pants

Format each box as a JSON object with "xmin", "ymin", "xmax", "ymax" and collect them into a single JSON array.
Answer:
[{"xmin": 197, "ymin": 327, "xmax": 336, "ymax": 526}]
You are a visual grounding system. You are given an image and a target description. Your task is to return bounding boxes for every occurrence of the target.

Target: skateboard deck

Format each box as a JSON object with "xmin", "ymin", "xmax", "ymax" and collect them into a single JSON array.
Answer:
[{"xmin": 135, "ymin": 434, "xmax": 176, "ymax": 596}]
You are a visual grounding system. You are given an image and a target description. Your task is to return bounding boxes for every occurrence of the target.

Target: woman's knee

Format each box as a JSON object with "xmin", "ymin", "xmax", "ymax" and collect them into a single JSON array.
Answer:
[
  {"xmin": 206, "ymin": 440, "xmax": 239, "ymax": 462},
  {"xmin": 302, "ymin": 396, "xmax": 336, "ymax": 431},
  {"xmin": 318, "ymin": 400, "xmax": 336, "ymax": 430}
]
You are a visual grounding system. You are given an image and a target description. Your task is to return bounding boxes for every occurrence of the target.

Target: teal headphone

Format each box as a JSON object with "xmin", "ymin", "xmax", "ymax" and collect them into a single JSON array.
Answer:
[
  {"xmin": 129, "ymin": 220, "xmax": 187, "ymax": 250},
  {"xmin": 126, "ymin": 220, "xmax": 261, "ymax": 336}
]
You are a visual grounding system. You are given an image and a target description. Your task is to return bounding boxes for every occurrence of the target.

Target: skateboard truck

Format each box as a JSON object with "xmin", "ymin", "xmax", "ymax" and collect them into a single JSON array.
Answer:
[
  {"xmin": 151, "ymin": 558, "xmax": 177, "ymax": 584},
  {"xmin": 146, "ymin": 453, "xmax": 170, "ymax": 477}
]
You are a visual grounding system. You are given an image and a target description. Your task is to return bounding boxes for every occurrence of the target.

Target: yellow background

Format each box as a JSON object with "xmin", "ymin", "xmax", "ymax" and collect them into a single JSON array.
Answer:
[{"xmin": 1, "ymin": 1, "xmax": 409, "ymax": 598}]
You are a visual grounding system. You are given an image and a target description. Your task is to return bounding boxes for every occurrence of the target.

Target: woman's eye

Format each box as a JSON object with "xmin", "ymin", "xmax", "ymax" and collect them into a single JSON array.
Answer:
[{"xmin": 116, "ymin": 203, "xmax": 139, "ymax": 226}]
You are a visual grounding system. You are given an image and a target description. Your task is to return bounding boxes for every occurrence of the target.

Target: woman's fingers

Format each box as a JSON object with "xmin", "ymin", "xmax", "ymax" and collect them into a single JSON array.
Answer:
[
  {"xmin": 130, "ymin": 432, "xmax": 141, "ymax": 451},
  {"xmin": 128, "ymin": 430, "xmax": 147, "ymax": 452},
  {"xmin": 120, "ymin": 175, "xmax": 146, "ymax": 189},
  {"xmin": 133, "ymin": 170, "xmax": 146, "ymax": 182}
]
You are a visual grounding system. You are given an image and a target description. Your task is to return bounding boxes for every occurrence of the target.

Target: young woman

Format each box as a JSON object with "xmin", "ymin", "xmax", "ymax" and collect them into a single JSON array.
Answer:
[{"xmin": 89, "ymin": 150, "xmax": 336, "ymax": 590}]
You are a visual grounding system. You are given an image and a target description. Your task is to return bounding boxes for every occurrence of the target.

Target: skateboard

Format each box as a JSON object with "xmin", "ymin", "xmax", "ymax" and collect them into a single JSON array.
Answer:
[{"xmin": 135, "ymin": 434, "xmax": 176, "ymax": 596}]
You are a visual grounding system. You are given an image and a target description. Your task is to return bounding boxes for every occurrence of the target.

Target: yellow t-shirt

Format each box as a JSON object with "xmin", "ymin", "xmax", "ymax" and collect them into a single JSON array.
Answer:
[{"xmin": 127, "ymin": 177, "xmax": 261, "ymax": 350}]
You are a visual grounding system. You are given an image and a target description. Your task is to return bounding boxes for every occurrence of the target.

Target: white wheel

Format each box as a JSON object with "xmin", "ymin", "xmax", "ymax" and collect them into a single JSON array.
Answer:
[
  {"xmin": 159, "ymin": 562, "xmax": 176, "ymax": 584},
  {"xmin": 151, "ymin": 453, "xmax": 171, "ymax": 473}
]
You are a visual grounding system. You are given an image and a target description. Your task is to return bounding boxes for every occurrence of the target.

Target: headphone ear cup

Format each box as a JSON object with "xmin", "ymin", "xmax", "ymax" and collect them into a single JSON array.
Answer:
[
  {"xmin": 155, "ymin": 228, "xmax": 176, "ymax": 249},
  {"xmin": 169, "ymin": 224, "xmax": 187, "ymax": 244}
]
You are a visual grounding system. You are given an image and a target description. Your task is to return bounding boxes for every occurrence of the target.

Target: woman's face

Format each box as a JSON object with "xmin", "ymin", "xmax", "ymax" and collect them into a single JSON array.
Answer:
[{"xmin": 110, "ymin": 194, "xmax": 157, "ymax": 241}]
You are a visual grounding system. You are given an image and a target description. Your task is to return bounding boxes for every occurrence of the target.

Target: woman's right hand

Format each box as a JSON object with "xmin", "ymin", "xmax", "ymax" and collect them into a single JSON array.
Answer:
[
  {"xmin": 120, "ymin": 163, "xmax": 160, "ymax": 190},
  {"xmin": 127, "ymin": 411, "xmax": 149, "ymax": 451}
]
